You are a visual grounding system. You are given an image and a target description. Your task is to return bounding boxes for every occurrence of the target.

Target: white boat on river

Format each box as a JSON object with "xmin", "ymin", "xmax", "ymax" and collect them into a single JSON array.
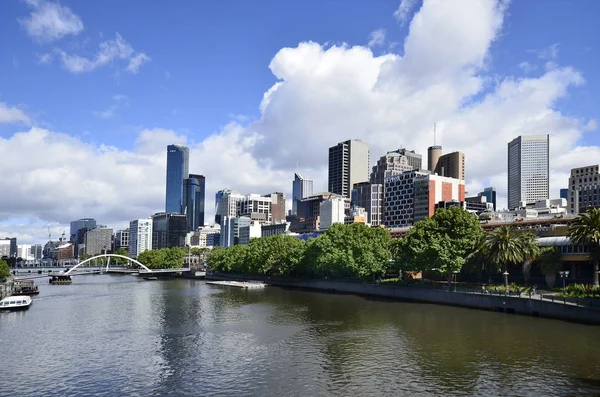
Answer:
[{"xmin": 0, "ymin": 295, "xmax": 32, "ymax": 311}]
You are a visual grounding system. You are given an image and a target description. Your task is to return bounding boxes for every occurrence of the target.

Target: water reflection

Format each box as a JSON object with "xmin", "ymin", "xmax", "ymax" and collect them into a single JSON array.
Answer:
[{"xmin": 1, "ymin": 275, "xmax": 599, "ymax": 396}]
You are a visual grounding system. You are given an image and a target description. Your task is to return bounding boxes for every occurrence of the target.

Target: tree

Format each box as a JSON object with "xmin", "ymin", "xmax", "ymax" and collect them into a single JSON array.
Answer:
[
  {"xmin": 538, "ymin": 247, "xmax": 562, "ymax": 288},
  {"xmin": 482, "ymin": 226, "xmax": 538, "ymax": 289},
  {"xmin": 520, "ymin": 232, "xmax": 541, "ymax": 287},
  {"xmin": 567, "ymin": 208, "xmax": 600, "ymax": 286},
  {"xmin": 0, "ymin": 259, "xmax": 10, "ymax": 281},
  {"xmin": 112, "ymin": 248, "xmax": 129, "ymax": 265},
  {"xmin": 397, "ymin": 207, "xmax": 484, "ymax": 282}
]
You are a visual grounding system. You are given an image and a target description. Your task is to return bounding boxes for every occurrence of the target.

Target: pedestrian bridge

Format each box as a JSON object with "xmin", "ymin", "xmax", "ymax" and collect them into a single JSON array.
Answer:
[{"xmin": 63, "ymin": 254, "xmax": 189, "ymax": 275}]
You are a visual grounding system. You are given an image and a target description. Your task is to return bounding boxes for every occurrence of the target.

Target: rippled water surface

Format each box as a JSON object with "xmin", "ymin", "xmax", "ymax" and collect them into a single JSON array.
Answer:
[{"xmin": 1, "ymin": 275, "xmax": 600, "ymax": 396}]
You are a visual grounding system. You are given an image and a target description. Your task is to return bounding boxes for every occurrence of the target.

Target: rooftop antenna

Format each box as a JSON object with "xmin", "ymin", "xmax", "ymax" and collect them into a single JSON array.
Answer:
[{"xmin": 434, "ymin": 123, "xmax": 437, "ymax": 146}]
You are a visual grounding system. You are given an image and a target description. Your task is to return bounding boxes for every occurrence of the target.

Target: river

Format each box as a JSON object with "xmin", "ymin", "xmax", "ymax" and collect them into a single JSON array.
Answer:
[{"xmin": 1, "ymin": 274, "xmax": 599, "ymax": 396}]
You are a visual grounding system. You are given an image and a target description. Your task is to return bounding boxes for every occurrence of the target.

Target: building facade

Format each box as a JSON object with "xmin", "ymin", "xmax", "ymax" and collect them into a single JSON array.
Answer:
[
  {"xmin": 237, "ymin": 194, "xmax": 273, "ymax": 223},
  {"xmin": 435, "ymin": 151, "xmax": 465, "ymax": 181},
  {"xmin": 238, "ymin": 221, "xmax": 262, "ymax": 245},
  {"xmin": 292, "ymin": 173, "xmax": 313, "ymax": 215},
  {"xmin": 413, "ymin": 174, "xmax": 466, "ymax": 223},
  {"xmin": 165, "ymin": 144, "xmax": 190, "ymax": 214},
  {"xmin": 0, "ymin": 237, "xmax": 17, "ymax": 258},
  {"xmin": 187, "ymin": 225, "xmax": 221, "ymax": 248},
  {"xmin": 508, "ymin": 134, "xmax": 550, "ymax": 209},
  {"xmin": 266, "ymin": 192, "xmax": 286, "ymax": 223},
  {"xmin": 352, "ymin": 182, "xmax": 383, "ymax": 226},
  {"xmin": 479, "ymin": 187, "xmax": 497, "ymax": 211},
  {"xmin": 568, "ymin": 165, "xmax": 600, "ymax": 214},
  {"xmin": 152, "ymin": 212, "xmax": 188, "ymax": 249},
  {"xmin": 114, "ymin": 229, "xmax": 129, "ymax": 252},
  {"xmin": 221, "ymin": 216, "xmax": 251, "ymax": 247},
  {"xmin": 328, "ymin": 139, "xmax": 370, "ymax": 198},
  {"xmin": 84, "ymin": 228, "xmax": 113, "ymax": 255},
  {"xmin": 319, "ymin": 197, "xmax": 346, "ymax": 230},
  {"xmin": 183, "ymin": 174, "xmax": 206, "ymax": 230},
  {"xmin": 129, "ymin": 219, "xmax": 153, "ymax": 258},
  {"xmin": 384, "ymin": 170, "xmax": 430, "ymax": 228},
  {"xmin": 370, "ymin": 149, "xmax": 422, "ymax": 185},
  {"xmin": 261, "ymin": 222, "xmax": 290, "ymax": 238}
]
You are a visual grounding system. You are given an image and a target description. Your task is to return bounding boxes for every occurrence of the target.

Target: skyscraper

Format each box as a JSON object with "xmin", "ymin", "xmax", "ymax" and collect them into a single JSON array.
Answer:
[
  {"xmin": 165, "ymin": 144, "xmax": 189, "ymax": 214},
  {"xmin": 427, "ymin": 146, "xmax": 465, "ymax": 181},
  {"xmin": 507, "ymin": 134, "xmax": 550, "ymax": 209},
  {"xmin": 183, "ymin": 174, "xmax": 206, "ymax": 230},
  {"xmin": 129, "ymin": 219, "xmax": 152, "ymax": 258},
  {"xmin": 292, "ymin": 173, "xmax": 313, "ymax": 215},
  {"xmin": 370, "ymin": 149, "xmax": 422, "ymax": 185},
  {"xmin": 479, "ymin": 187, "xmax": 497, "ymax": 211},
  {"xmin": 568, "ymin": 165, "xmax": 600, "ymax": 214},
  {"xmin": 328, "ymin": 139, "xmax": 370, "ymax": 198}
]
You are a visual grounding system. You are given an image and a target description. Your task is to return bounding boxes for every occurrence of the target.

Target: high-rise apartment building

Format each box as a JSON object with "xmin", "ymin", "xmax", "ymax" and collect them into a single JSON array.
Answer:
[
  {"xmin": 165, "ymin": 144, "xmax": 190, "ymax": 214},
  {"xmin": 265, "ymin": 192, "xmax": 286, "ymax": 223},
  {"xmin": 183, "ymin": 174, "xmax": 206, "ymax": 230},
  {"xmin": 370, "ymin": 149, "xmax": 422, "ymax": 185},
  {"xmin": 568, "ymin": 165, "xmax": 600, "ymax": 214},
  {"xmin": 352, "ymin": 182, "xmax": 383, "ymax": 226},
  {"xmin": 479, "ymin": 187, "xmax": 497, "ymax": 211},
  {"xmin": 383, "ymin": 170, "xmax": 431, "ymax": 228},
  {"xmin": 328, "ymin": 139, "xmax": 370, "ymax": 198},
  {"xmin": 507, "ymin": 134, "xmax": 550, "ymax": 209},
  {"xmin": 292, "ymin": 173, "xmax": 313, "ymax": 215},
  {"xmin": 84, "ymin": 228, "xmax": 113, "ymax": 255},
  {"xmin": 129, "ymin": 219, "xmax": 152, "ymax": 258}
]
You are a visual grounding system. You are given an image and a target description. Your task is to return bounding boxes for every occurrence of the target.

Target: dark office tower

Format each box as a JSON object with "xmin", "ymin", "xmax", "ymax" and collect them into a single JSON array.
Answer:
[
  {"xmin": 184, "ymin": 174, "xmax": 206, "ymax": 231},
  {"xmin": 165, "ymin": 144, "xmax": 190, "ymax": 214}
]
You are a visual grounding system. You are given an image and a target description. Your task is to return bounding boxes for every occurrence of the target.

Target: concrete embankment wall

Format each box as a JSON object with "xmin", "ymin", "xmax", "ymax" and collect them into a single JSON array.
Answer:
[{"xmin": 207, "ymin": 273, "xmax": 600, "ymax": 325}]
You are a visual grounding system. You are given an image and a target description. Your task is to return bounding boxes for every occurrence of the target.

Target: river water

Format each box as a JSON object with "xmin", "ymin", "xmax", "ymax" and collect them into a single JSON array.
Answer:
[{"xmin": 1, "ymin": 274, "xmax": 599, "ymax": 396}]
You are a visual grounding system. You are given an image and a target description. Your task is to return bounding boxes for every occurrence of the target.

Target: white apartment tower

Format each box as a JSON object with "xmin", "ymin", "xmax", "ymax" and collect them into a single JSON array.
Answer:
[
  {"xmin": 128, "ymin": 219, "xmax": 152, "ymax": 258},
  {"xmin": 328, "ymin": 139, "xmax": 370, "ymax": 198},
  {"xmin": 507, "ymin": 134, "xmax": 550, "ymax": 210},
  {"xmin": 319, "ymin": 197, "xmax": 346, "ymax": 230}
]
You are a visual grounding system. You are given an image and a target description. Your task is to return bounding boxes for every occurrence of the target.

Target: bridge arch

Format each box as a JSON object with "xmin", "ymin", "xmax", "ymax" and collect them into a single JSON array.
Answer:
[{"xmin": 64, "ymin": 254, "xmax": 152, "ymax": 275}]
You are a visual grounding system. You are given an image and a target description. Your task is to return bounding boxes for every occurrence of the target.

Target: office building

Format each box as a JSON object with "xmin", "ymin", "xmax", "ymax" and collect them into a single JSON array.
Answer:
[
  {"xmin": 479, "ymin": 187, "xmax": 497, "ymax": 211},
  {"xmin": 165, "ymin": 144, "xmax": 190, "ymax": 214},
  {"xmin": 328, "ymin": 139, "xmax": 370, "ymax": 198},
  {"xmin": 427, "ymin": 145, "xmax": 442, "ymax": 173},
  {"xmin": 427, "ymin": 145, "xmax": 465, "ymax": 181},
  {"xmin": 114, "ymin": 229, "xmax": 129, "ymax": 252},
  {"xmin": 261, "ymin": 223, "xmax": 290, "ymax": 238},
  {"xmin": 266, "ymin": 192, "xmax": 286, "ymax": 223},
  {"xmin": 221, "ymin": 216, "xmax": 251, "ymax": 247},
  {"xmin": 238, "ymin": 221, "xmax": 262, "ymax": 245},
  {"xmin": 84, "ymin": 228, "xmax": 113, "ymax": 256},
  {"xmin": 319, "ymin": 197, "xmax": 346, "ymax": 230},
  {"xmin": 370, "ymin": 149, "xmax": 422, "ymax": 185},
  {"xmin": 0, "ymin": 238, "xmax": 17, "ymax": 258},
  {"xmin": 183, "ymin": 174, "xmax": 206, "ymax": 230},
  {"xmin": 69, "ymin": 218, "xmax": 97, "ymax": 241},
  {"xmin": 352, "ymin": 182, "xmax": 383, "ymax": 226},
  {"xmin": 152, "ymin": 212, "xmax": 189, "ymax": 249},
  {"xmin": 413, "ymin": 174, "xmax": 466, "ymax": 223},
  {"xmin": 237, "ymin": 194, "xmax": 273, "ymax": 223},
  {"xmin": 292, "ymin": 192, "xmax": 347, "ymax": 233},
  {"xmin": 560, "ymin": 188, "xmax": 568, "ymax": 200},
  {"xmin": 187, "ymin": 225, "xmax": 221, "ymax": 248},
  {"xmin": 216, "ymin": 189, "xmax": 244, "ymax": 225},
  {"xmin": 17, "ymin": 245, "xmax": 34, "ymax": 261},
  {"xmin": 292, "ymin": 173, "xmax": 313, "ymax": 215},
  {"xmin": 568, "ymin": 165, "xmax": 600, "ymax": 214},
  {"xmin": 508, "ymin": 134, "xmax": 550, "ymax": 209},
  {"xmin": 129, "ymin": 219, "xmax": 153, "ymax": 258},
  {"xmin": 384, "ymin": 170, "xmax": 431, "ymax": 228},
  {"xmin": 344, "ymin": 206, "xmax": 369, "ymax": 225}
]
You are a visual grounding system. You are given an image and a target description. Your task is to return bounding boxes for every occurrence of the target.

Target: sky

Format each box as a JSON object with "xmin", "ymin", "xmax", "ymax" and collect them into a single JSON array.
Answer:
[{"xmin": 0, "ymin": 0, "xmax": 599, "ymax": 244}]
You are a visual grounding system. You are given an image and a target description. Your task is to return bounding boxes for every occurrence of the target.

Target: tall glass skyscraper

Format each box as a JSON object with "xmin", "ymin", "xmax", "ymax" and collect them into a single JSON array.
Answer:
[
  {"xmin": 507, "ymin": 134, "xmax": 549, "ymax": 209},
  {"xmin": 184, "ymin": 174, "xmax": 206, "ymax": 230},
  {"xmin": 292, "ymin": 173, "xmax": 313, "ymax": 215},
  {"xmin": 165, "ymin": 144, "xmax": 189, "ymax": 214}
]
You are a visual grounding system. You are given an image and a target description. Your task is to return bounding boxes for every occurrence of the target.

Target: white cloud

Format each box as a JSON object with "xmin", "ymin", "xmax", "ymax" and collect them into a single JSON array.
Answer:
[
  {"xmin": 126, "ymin": 53, "xmax": 151, "ymax": 73},
  {"xmin": 37, "ymin": 52, "xmax": 53, "ymax": 64},
  {"xmin": 18, "ymin": 0, "xmax": 84, "ymax": 43},
  {"xmin": 528, "ymin": 43, "xmax": 560, "ymax": 61},
  {"xmin": 93, "ymin": 94, "xmax": 130, "ymax": 119},
  {"xmin": 368, "ymin": 29, "xmax": 386, "ymax": 48},
  {"xmin": 394, "ymin": 0, "xmax": 419, "ymax": 25},
  {"xmin": 0, "ymin": 103, "xmax": 31, "ymax": 125},
  {"xmin": 56, "ymin": 33, "xmax": 149, "ymax": 74},
  {"xmin": 518, "ymin": 61, "xmax": 537, "ymax": 74}
]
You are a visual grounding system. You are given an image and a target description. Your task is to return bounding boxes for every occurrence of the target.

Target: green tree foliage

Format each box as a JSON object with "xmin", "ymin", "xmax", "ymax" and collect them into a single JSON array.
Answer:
[
  {"xmin": 394, "ymin": 207, "xmax": 483, "ymax": 281},
  {"xmin": 0, "ymin": 259, "xmax": 10, "ymax": 281},
  {"xmin": 538, "ymin": 246, "xmax": 562, "ymax": 288},
  {"xmin": 568, "ymin": 208, "xmax": 600, "ymax": 286},
  {"xmin": 520, "ymin": 232, "xmax": 541, "ymax": 286},
  {"xmin": 136, "ymin": 248, "xmax": 185, "ymax": 269},
  {"xmin": 112, "ymin": 248, "xmax": 129, "ymax": 265},
  {"xmin": 207, "ymin": 223, "xmax": 392, "ymax": 280}
]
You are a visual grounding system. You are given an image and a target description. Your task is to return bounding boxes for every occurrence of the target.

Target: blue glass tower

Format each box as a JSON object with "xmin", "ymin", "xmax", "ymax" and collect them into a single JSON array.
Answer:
[
  {"xmin": 184, "ymin": 174, "xmax": 206, "ymax": 230},
  {"xmin": 165, "ymin": 145, "xmax": 189, "ymax": 214}
]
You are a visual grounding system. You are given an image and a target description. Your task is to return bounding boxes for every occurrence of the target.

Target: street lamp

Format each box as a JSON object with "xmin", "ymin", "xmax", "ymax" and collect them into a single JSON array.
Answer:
[
  {"xmin": 559, "ymin": 270, "xmax": 570, "ymax": 291},
  {"xmin": 453, "ymin": 271, "xmax": 459, "ymax": 292},
  {"xmin": 503, "ymin": 271, "xmax": 509, "ymax": 293}
]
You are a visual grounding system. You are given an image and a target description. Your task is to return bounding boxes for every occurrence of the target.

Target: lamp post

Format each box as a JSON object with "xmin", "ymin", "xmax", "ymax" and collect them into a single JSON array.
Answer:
[
  {"xmin": 559, "ymin": 270, "xmax": 570, "ymax": 291},
  {"xmin": 503, "ymin": 271, "xmax": 509, "ymax": 293},
  {"xmin": 453, "ymin": 271, "xmax": 459, "ymax": 292}
]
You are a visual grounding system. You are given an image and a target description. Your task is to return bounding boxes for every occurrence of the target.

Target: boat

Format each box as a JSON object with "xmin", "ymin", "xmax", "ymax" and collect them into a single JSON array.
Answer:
[
  {"xmin": 14, "ymin": 279, "xmax": 39, "ymax": 295},
  {"xmin": 0, "ymin": 295, "xmax": 32, "ymax": 311},
  {"xmin": 143, "ymin": 276, "xmax": 158, "ymax": 281},
  {"xmin": 49, "ymin": 275, "xmax": 72, "ymax": 285}
]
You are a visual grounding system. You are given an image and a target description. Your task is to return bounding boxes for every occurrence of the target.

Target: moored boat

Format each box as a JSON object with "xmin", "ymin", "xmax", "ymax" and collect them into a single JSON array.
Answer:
[
  {"xmin": 143, "ymin": 276, "xmax": 158, "ymax": 281},
  {"xmin": 49, "ymin": 275, "xmax": 72, "ymax": 285},
  {"xmin": 0, "ymin": 295, "xmax": 32, "ymax": 311},
  {"xmin": 14, "ymin": 279, "xmax": 40, "ymax": 295}
]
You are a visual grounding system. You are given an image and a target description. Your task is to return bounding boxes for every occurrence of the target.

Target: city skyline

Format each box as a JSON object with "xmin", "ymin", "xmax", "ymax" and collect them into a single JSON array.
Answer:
[{"xmin": 0, "ymin": 0, "xmax": 599, "ymax": 243}]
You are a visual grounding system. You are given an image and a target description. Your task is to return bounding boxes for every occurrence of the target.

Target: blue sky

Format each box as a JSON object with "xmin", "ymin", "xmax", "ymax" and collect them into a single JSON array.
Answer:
[{"xmin": 0, "ymin": 0, "xmax": 599, "ymax": 243}]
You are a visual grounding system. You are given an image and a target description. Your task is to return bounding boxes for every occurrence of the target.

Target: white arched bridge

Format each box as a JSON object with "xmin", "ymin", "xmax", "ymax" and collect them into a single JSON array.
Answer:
[{"xmin": 64, "ymin": 253, "xmax": 152, "ymax": 275}]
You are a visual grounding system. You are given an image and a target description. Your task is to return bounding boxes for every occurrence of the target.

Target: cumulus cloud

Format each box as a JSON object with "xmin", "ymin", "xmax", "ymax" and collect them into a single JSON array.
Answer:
[
  {"xmin": 37, "ymin": 52, "xmax": 53, "ymax": 64},
  {"xmin": 0, "ymin": 103, "xmax": 31, "ymax": 125},
  {"xmin": 394, "ymin": 0, "xmax": 419, "ymax": 25},
  {"xmin": 56, "ymin": 33, "xmax": 149, "ymax": 74},
  {"xmin": 368, "ymin": 29, "xmax": 386, "ymax": 48},
  {"xmin": 18, "ymin": 0, "xmax": 84, "ymax": 42}
]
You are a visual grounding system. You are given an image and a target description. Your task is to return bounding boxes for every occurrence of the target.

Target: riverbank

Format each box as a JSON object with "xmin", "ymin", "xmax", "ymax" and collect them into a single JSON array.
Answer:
[{"xmin": 207, "ymin": 273, "xmax": 600, "ymax": 325}]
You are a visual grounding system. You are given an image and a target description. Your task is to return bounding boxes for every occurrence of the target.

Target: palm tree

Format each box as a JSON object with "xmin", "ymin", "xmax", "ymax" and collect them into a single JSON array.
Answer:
[
  {"xmin": 482, "ymin": 226, "xmax": 529, "ymax": 289},
  {"xmin": 568, "ymin": 208, "xmax": 600, "ymax": 286},
  {"xmin": 520, "ymin": 232, "xmax": 541, "ymax": 287},
  {"xmin": 538, "ymin": 247, "xmax": 562, "ymax": 288}
]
